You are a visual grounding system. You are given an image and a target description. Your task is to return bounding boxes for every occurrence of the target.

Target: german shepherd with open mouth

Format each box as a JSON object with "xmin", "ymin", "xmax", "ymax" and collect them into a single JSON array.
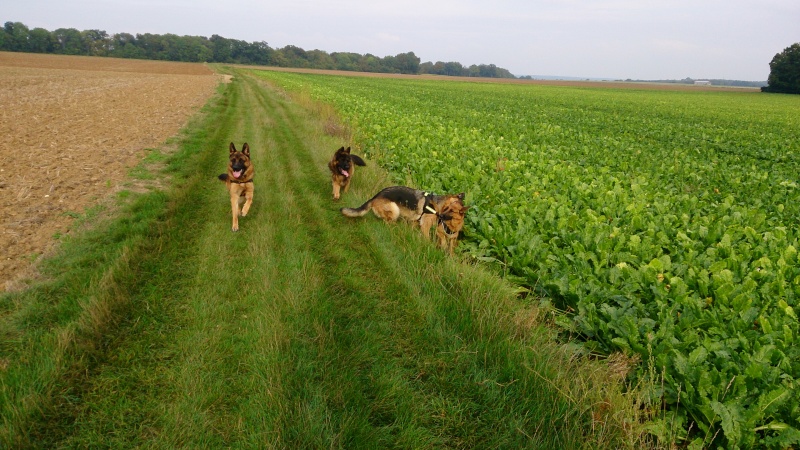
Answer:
[
  {"xmin": 328, "ymin": 146, "xmax": 366, "ymax": 200},
  {"xmin": 218, "ymin": 142, "xmax": 254, "ymax": 232},
  {"xmin": 341, "ymin": 186, "xmax": 469, "ymax": 253}
]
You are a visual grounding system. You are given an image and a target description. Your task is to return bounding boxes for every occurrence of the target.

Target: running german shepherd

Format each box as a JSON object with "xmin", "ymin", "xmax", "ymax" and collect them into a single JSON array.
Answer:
[
  {"xmin": 341, "ymin": 186, "xmax": 469, "ymax": 253},
  {"xmin": 218, "ymin": 142, "xmax": 254, "ymax": 232},
  {"xmin": 328, "ymin": 146, "xmax": 366, "ymax": 200}
]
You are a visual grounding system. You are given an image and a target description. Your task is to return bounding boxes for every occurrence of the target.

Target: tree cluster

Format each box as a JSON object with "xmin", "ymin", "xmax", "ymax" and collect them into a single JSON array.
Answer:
[
  {"xmin": 762, "ymin": 43, "xmax": 800, "ymax": 94},
  {"xmin": 419, "ymin": 61, "xmax": 514, "ymax": 78},
  {"xmin": 0, "ymin": 21, "xmax": 515, "ymax": 78}
]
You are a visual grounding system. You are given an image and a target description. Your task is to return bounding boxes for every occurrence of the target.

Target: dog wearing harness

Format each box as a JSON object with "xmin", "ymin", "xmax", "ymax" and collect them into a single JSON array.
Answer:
[
  {"xmin": 419, "ymin": 192, "xmax": 469, "ymax": 254},
  {"xmin": 340, "ymin": 186, "xmax": 468, "ymax": 253}
]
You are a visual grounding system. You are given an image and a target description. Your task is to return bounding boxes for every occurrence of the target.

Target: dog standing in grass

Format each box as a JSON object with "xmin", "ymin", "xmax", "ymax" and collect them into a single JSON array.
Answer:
[
  {"xmin": 328, "ymin": 146, "xmax": 366, "ymax": 200},
  {"xmin": 341, "ymin": 185, "xmax": 469, "ymax": 253},
  {"xmin": 218, "ymin": 142, "xmax": 254, "ymax": 232},
  {"xmin": 420, "ymin": 193, "xmax": 470, "ymax": 254}
]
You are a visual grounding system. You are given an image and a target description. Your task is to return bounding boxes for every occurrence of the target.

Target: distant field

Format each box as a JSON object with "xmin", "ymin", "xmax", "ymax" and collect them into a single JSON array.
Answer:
[
  {"xmin": 255, "ymin": 69, "xmax": 800, "ymax": 449},
  {"xmin": 0, "ymin": 52, "xmax": 219, "ymax": 291},
  {"xmin": 253, "ymin": 65, "xmax": 759, "ymax": 91}
]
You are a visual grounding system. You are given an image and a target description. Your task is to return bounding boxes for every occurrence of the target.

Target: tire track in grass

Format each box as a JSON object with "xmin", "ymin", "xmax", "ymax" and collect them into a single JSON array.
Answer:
[
  {"xmin": 238, "ymin": 72, "xmax": 441, "ymax": 446},
  {"xmin": 149, "ymin": 71, "xmax": 376, "ymax": 446},
  {"xmin": 172, "ymin": 71, "xmax": 405, "ymax": 446},
  {"xmin": 152, "ymin": 73, "xmax": 308, "ymax": 446}
]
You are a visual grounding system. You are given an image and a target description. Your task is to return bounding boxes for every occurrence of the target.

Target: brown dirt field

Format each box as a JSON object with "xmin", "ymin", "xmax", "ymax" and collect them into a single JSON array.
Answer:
[{"xmin": 0, "ymin": 52, "xmax": 221, "ymax": 291}]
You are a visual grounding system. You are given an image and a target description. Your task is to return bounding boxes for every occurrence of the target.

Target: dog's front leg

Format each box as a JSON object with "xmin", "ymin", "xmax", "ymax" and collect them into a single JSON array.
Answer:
[
  {"xmin": 447, "ymin": 236, "xmax": 457, "ymax": 255},
  {"xmin": 230, "ymin": 192, "xmax": 241, "ymax": 232},
  {"xmin": 241, "ymin": 186, "xmax": 253, "ymax": 217},
  {"xmin": 435, "ymin": 229, "xmax": 447, "ymax": 250},
  {"xmin": 419, "ymin": 214, "xmax": 436, "ymax": 239}
]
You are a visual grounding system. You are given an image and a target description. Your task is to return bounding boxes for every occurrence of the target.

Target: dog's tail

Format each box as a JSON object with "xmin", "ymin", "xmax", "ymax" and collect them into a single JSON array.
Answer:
[
  {"xmin": 340, "ymin": 198, "xmax": 373, "ymax": 218},
  {"xmin": 218, "ymin": 173, "xmax": 229, "ymax": 181},
  {"xmin": 351, "ymin": 155, "xmax": 367, "ymax": 167}
]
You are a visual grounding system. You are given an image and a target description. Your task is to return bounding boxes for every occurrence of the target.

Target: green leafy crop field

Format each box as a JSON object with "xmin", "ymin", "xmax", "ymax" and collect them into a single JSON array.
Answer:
[{"xmin": 256, "ymin": 70, "xmax": 800, "ymax": 449}]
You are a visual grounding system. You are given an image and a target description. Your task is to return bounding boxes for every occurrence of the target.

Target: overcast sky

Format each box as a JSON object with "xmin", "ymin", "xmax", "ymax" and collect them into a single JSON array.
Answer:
[{"xmin": 5, "ymin": 0, "xmax": 799, "ymax": 80}]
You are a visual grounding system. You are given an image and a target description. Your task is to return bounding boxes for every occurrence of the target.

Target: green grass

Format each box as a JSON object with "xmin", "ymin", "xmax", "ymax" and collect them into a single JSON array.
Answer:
[{"xmin": 1, "ymin": 67, "xmax": 651, "ymax": 448}]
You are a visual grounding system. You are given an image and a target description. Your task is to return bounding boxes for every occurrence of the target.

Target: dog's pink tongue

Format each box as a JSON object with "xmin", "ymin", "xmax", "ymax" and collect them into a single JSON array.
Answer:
[
  {"xmin": 341, "ymin": 169, "xmax": 350, "ymax": 177},
  {"xmin": 233, "ymin": 169, "xmax": 243, "ymax": 178}
]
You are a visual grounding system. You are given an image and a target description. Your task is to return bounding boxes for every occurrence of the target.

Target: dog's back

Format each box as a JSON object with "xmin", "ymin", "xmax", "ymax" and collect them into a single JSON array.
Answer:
[{"xmin": 341, "ymin": 186, "xmax": 425, "ymax": 221}]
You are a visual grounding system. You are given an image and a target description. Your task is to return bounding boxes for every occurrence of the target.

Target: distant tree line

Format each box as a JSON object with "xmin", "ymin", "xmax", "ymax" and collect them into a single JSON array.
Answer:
[
  {"xmin": 0, "ymin": 21, "xmax": 516, "ymax": 78},
  {"xmin": 419, "ymin": 61, "xmax": 514, "ymax": 78}
]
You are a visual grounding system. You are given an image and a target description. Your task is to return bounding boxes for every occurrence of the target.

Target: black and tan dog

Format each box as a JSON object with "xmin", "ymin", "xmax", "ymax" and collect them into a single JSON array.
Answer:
[
  {"xmin": 341, "ymin": 186, "xmax": 469, "ymax": 253},
  {"xmin": 420, "ymin": 193, "xmax": 469, "ymax": 254},
  {"xmin": 218, "ymin": 142, "xmax": 254, "ymax": 232},
  {"xmin": 328, "ymin": 146, "xmax": 366, "ymax": 200}
]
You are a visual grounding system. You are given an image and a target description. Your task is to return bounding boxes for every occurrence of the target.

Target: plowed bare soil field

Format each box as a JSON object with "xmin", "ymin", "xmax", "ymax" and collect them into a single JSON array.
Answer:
[{"xmin": 0, "ymin": 52, "xmax": 220, "ymax": 291}]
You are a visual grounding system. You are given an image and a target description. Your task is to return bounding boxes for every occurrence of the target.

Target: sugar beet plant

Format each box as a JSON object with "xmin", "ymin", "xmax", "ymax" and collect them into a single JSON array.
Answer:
[{"xmin": 256, "ymin": 70, "xmax": 800, "ymax": 449}]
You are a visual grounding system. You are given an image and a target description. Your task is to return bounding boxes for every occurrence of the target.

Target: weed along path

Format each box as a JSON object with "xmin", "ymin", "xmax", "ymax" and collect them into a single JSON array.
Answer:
[{"xmin": 1, "ymin": 67, "xmax": 638, "ymax": 448}]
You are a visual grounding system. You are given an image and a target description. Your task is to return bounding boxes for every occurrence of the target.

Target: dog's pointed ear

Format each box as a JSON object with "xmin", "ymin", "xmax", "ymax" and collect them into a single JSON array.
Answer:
[
  {"xmin": 345, "ymin": 146, "xmax": 351, "ymax": 153},
  {"xmin": 337, "ymin": 146, "xmax": 344, "ymax": 152},
  {"xmin": 242, "ymin": 143, "xmax": 250, "ymax": 155},
  {"xmin": 229, "ymin": 142, "xmax": 237, "ymax": 154}
]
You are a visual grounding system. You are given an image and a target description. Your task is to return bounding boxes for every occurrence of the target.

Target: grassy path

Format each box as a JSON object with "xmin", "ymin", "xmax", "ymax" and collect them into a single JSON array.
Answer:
[{"xmin": 1, "ymin": 69, "xmax": 641, "ymax": 448}]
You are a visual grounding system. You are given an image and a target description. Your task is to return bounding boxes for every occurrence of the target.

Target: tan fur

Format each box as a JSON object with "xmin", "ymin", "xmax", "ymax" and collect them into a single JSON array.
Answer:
[
  {"xmin": 218, "ymin": 142, "xmax": 254, "ymax": 232},
  {"xmin": 368, "ymin": 198, "xmax": 412, "ymax": 222}
]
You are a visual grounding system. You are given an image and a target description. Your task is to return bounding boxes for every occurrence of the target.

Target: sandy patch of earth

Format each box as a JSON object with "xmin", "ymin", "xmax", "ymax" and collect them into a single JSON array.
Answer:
[{"xmin": 0, "ymin": 52, "xmax": 220, "ymax": 291}]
